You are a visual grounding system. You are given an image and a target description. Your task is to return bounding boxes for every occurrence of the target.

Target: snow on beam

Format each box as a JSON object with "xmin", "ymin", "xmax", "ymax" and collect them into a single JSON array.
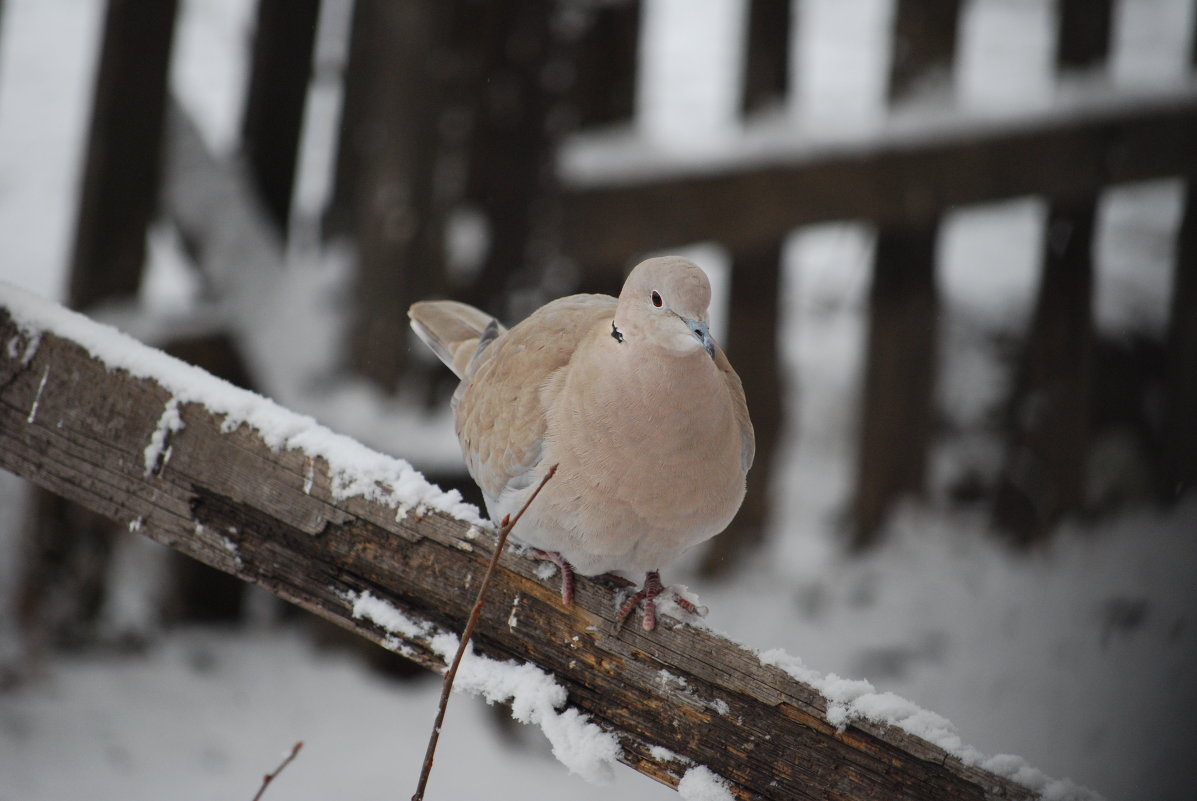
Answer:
[
  {"xmin": 560, "ymin": 87, "xmax": 1197, "ymax": 266},
  {"xmin": 0, "ymin": 284, "xmax": 1096, "ymax": 801}
]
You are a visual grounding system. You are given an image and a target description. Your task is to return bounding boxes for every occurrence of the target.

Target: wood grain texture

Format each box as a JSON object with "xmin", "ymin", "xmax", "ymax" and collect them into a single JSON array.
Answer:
[{"xmin": 0, "ymin": 304, "xmax": 1041, "ymax": 801}]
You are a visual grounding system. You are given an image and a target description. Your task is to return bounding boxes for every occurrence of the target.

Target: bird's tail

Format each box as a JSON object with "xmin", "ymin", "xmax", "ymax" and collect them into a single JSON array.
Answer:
[{"xmin": 408, "ymin": 300, "xmax": 505, "ymax": 379}]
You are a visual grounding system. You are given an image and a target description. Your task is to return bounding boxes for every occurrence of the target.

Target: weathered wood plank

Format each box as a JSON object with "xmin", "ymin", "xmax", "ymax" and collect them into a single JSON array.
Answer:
[
  {"xmin": 1163, "ymin": 183, "xmax": 1196, "ymax": 498},
  {"xmin": 239, "ymin": 0, "xmax": 321, "ymax": 232},
  {"xmin": 852, "ymin": 225, "xmax": 939, "ymax": 548},
  {"xmin": 0, "ymin": 296, "xmax": 1063, "ymax": 801},
  {"xmin": 560, "ymin": 90, "xmax": 1197, "ymax": 266},
  {"xmin": 700, "ymin": 241, "xmax": 782, "ymax": 575},
  {"xmin": 993, "ymin": 200, "xmax": 1096, "ymax": 542},
  {"xmin": 68, "ymin": 0, "xmax": 178, "ymax": 308}
]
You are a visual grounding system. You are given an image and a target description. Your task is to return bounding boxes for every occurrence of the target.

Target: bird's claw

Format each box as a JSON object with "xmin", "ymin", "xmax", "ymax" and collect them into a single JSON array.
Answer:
[{"xmin": 615, "ymin": 571, "xmax": 705, "ymax": 631}]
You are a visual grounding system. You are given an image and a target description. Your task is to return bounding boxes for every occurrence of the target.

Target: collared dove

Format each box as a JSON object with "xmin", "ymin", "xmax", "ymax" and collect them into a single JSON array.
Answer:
[{"xmin": 409, "ymin": 256, "xmax": 754, "ymax": 630}]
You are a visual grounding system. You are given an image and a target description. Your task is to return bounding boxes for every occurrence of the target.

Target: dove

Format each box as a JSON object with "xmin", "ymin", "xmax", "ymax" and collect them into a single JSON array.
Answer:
[{"xmin": 409, "ymin": 256, "xmax": 754, "ymax": 630}]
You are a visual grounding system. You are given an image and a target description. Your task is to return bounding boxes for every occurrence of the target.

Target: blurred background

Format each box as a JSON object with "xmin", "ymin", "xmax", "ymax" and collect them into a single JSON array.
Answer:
[{"xmin": 0, "ymin": 0, "xmax": 1195, "ymax": 799}]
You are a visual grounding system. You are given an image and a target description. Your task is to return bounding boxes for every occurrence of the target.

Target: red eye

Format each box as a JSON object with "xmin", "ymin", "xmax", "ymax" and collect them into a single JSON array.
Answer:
[{"xmin": 650, "ymin": 290, "xmax": 663, "ymax": 308}]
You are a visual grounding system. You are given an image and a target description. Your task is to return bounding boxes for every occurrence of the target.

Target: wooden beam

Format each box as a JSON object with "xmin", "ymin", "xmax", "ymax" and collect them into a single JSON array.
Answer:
[
  {"xmin": 0, "ymin": 292, "xmax": 1068, "ymax": 801},
  {"xmin": 560, "ymin": 90, "xmax": 1197, "ymax": 266}
]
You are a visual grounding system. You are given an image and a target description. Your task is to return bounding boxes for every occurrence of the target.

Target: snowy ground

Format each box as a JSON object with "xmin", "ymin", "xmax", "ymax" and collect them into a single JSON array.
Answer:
[{"xmin": 2, "ymin": 1, "xmax": 1196, "ymax": 800}]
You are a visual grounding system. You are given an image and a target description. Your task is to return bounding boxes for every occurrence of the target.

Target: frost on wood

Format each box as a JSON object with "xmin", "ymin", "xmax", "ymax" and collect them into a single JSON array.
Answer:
[{"xmin": 349, "ymin": 590, "xmax": 620, "ymax": 784}]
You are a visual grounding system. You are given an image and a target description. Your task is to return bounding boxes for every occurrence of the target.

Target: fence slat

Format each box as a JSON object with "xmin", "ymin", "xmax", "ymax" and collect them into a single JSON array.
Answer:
[
  {"xmin": 852, "ymin": 227, "xmax": 939, "ymax": 547},
  {"xmin": 340, "ymin": 0, "xmax": 453, "ymax": 392},
  {"xmin": 240, "ymin": 0, "xmax": 320, "ymax": 233},
  {"xmin": 850, "ymin": 0, "xmax": 957, "ymax": 544},
  {"xmin": 572, "ymin": 1, "xmax": 641, "ymax": 127},
  {"xmin": 28, "ymin": 0, "xmax": 180, "ymax": 651},
  {"xmin": 67, "ymin": 0, "xmax": 179, "ymax": 309},
  {"xmin": 1164, "ymin": 184, "xmax": 1197, "ymax": 496},
  {"xmin": 701, "ymin": 242, "xmax": 782, "ymax": 574},
  {"xmin": 994, "ymin": 200, "xmax": 1096, "ymax": 542},
  {"xmin": 990, "ymin": 0, "xmax": 1112, "ymax": 541},
  {"xmin": 457, "ymin": 0, "xmax": 567, "ymax": 316}
]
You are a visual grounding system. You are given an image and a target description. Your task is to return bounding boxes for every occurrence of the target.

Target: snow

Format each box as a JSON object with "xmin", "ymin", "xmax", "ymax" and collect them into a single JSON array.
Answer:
[
  {"xmin": 349, "ymin": 590, "xmax": 621, "ymax": 785},
  {"xmin": 25, "ymin": 364, "xmax": 48, "ymax": 424},
  {"xmin": 676, "ymin": 764, "xmax": 735, "ymax": 801},
  {"xmin": 759, "ymin": 647, "xmax": 1105, "ymax": 800},
  {"xmin": 1, "ymin": 0, "xmax": 1196, "ymax": 800},
  {"xmin": 0, "ymin": 627, "xmax": 660, "ymax": 801},
  {"xmin": 143, "ymin": 397, "xmax": 184, "ymax": 476},
  {"xmin": 0, "ymin": 280, "xmax": 482, "ymax": 524}
]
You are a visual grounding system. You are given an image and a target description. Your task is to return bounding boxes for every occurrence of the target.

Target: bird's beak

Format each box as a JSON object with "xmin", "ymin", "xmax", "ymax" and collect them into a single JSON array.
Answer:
[{"xmin": 686, "ymin": 319, "xmax": 715, "ymax": 358}]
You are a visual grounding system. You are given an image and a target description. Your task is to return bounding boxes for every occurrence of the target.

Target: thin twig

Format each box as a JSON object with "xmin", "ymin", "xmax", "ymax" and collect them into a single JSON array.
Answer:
[
  {"xmin": 251, "ymin": 741, "xmax": 303, "ymax": 801},
  {"xmin": 412, "ymin": 464, "xmax": 558, "ymax": 801}
]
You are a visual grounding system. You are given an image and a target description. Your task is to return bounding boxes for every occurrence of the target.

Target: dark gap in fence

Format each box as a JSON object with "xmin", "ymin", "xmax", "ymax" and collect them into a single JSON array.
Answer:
[
  {"xmin": 742, "ymin": 0, "xmax": 791, "ymax": 114},
  {"xmin": 887, "ymin": 0, "xmax": 961, "ymax": 101},
  {"xmin": 1055, "ymin": 0, "xmax": 1113, "ymax": 71}
]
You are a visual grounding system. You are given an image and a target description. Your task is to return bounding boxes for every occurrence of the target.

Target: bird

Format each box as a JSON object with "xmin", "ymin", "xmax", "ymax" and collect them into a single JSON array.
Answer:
[{"xmin": 409, "ymin": 256, "xmax": 754, "ymax": 630}]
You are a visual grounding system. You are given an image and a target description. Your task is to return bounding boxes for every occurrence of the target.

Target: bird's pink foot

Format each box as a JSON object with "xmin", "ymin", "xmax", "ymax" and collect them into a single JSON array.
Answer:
[
  {"xmin": 615, "ymin": 570, "xmax": 703, "ymax": 631},
  {"xmin": 528, "ymin": 548, "xmax": 575, "ymax": 605}
]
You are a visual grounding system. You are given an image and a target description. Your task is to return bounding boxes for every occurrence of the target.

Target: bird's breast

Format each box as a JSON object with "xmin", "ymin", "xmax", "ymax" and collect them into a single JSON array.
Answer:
[{"xmin": 545, "ymin": 347, "xmax": 745, "ymax": 530}]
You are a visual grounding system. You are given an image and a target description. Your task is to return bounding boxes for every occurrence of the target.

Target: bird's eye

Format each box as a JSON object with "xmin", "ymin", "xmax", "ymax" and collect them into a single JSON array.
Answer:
[{"xmin": 650, "ymin": 290, "xmax": 663, "ymax": 308}]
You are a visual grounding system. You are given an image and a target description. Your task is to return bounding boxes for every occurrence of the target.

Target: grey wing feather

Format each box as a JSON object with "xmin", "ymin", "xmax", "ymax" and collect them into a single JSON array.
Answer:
[{"xmin": 408, "ymin": 300, "xmax": 506, "ymax": 379}]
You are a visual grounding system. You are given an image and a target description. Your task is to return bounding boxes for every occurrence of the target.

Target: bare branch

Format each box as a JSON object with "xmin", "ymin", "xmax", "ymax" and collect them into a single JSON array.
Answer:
[
  {"xmin": 413, "ymin": 464, "xmax": 557, "ymax": 801},
  {"xmin": 251, "ymin": 741, "xmax": 303, "ymax": 801}
]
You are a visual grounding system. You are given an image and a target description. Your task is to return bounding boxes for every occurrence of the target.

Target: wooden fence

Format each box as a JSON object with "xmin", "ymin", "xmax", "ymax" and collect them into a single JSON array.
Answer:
[{"xmin": 18, "ymin": 0, "xmax": 1197, "ymax": 640}]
